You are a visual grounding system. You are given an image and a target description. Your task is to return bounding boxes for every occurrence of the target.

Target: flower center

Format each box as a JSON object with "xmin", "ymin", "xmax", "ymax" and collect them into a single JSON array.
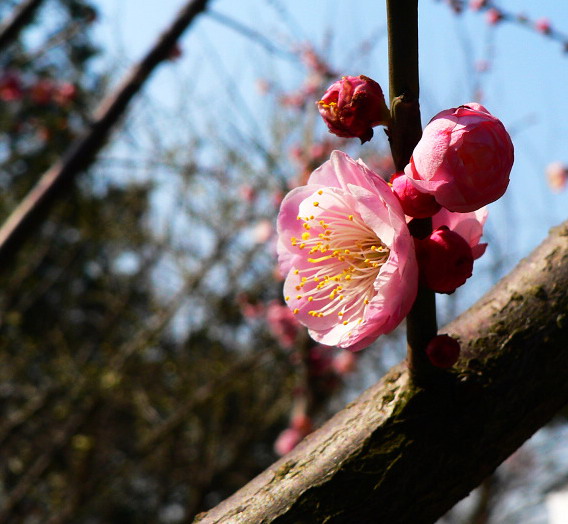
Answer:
[{"xmin": 286, "ymin": 190, "xmax": 390, "ymax": 326}]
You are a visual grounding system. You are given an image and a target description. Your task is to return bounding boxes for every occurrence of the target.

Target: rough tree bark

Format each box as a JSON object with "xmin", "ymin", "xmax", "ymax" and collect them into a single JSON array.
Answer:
[{"xmin": 196, "ymin": 220, "xmax": 568, "ymax": 523}]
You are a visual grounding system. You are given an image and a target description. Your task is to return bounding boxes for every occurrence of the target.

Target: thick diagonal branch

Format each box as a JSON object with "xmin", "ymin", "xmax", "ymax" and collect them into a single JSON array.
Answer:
[
  {"xmin": 196, "ymin": 221, "xmax": 568, "ymax": 523},
  {"xmin": 0, "ymin": 0, "xmax": 210, "ymax": 267},
  {"xmin": 0, "ymin": 0, "xmax": 44, "ymax": 53}
]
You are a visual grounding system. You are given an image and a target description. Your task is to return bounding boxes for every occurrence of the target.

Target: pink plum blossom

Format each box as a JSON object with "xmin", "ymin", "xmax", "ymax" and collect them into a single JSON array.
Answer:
[
  {"xmin": 277, "ymin": 150, "xmax": 418, "ymax": 351},
  {"xmin": 432, "ymin": 206, "xmax": 488, "ymax": 259},
  {"xmin": 405, "ymin": 103, "xmax": 514, "ymax": 212},
  {"xmin": 317, "ymin": 75, "xmax": 390, "ymax": 144}
]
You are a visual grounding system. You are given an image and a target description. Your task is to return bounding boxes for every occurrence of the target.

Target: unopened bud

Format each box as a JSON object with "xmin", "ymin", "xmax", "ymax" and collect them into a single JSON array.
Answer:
[
  {"xmin": 416, "ymin": 227, "xmax": 474, "ymax": 294},
  {"xmin": 426, "ymin": 334, "xmax": 461, "ymax": 368},
  {"xmin": 390, "ymin": 172, "xmax": 441, "ymax": 218},
  {"xmin": 317, "ymin": 75, "xmax": 390, "ymax": 144}
]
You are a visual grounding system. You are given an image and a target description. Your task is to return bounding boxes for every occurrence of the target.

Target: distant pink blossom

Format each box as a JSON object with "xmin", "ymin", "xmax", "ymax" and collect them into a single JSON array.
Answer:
[
  {"xmin": 432, "ymin": 207, "xmax": 488, "ymax": 259},
  {"xmin": 0, "ymin": 72, "xmax": 23, "ymax": 101},
  {"xmin": 266, "ymin": 300, "xmax": 300, "ymax": 348},
  {"xmin": 277, "ymin": 150, "xmax": 418, "ymax": 350},
  {"xmin": 317, "ymin": 75, "xmax": 390, "ymax": 144},
  {"xmin": 535, "ymin": 18, "xmax": 552, "ymax": 35},
  {"xmin": 274, "ymin": 427, "xmax": 303, "ymax": 456},
  {"xmin": 332, "ymin": 350, "xmax": 358, "ymax": 375},
  {"xmin": 486, "ymin": 8, "xmax": 503, "ymax": 25},
  {"xmin": 469, "ymin": 0, "xmax": 487, "ymax": 11},
  {"xmin": 290, "ymin": 412, "xmax": 313, "ymax": 433},
  {"xmin": 54, "ymin": 82, "xmax": 77, "ymax": 106},
  {"xmin": 405, "ymin": 103, "xmax": 514, "ymax": 212},
  {"xmin": 29, "ymin": 79, "xmax": 55, "ymax": 105},
  {"xmin": 546, "ymin": 162, "xmax": 568, "ymax": 192},
  {"xmin": 239, "ymin": 185, "xmax": 256, "ymax": 203},
  {"xmin": 252, "ymin": 220, "xmax": 274, "ymax": 244}
]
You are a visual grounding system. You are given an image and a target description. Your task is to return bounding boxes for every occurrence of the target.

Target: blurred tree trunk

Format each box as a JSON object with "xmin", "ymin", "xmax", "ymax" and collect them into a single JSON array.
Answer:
[{"xmin": 196, "ymin": 220, "xmax": 568, "ymax": 523}]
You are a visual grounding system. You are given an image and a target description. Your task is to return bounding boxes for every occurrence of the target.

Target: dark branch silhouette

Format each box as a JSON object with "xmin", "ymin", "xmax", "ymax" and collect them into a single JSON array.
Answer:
[
  {"xmin": 0, "ymin": 0, "xmax": 45, "ymax": 53},
  {"xmin": 196, "ymin": 220, "xmax": 568, "ymax": 523},
  {"xmin": 0, "ymin": 0, "xmax": 210, "ymax": 267}
]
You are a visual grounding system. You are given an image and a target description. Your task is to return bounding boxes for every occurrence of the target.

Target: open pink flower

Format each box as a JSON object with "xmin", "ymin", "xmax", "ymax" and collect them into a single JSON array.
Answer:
[
  {"xmin": 277, "ymin": 151, "xmax": 418, "ymax": 351},
  {"xmin": 405, "ymin": 103, "xmax": 514, "ymax": 212}
]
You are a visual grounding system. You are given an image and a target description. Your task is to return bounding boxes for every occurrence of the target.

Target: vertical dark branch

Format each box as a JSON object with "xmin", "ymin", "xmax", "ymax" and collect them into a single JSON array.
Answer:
[
  {"xmin": 0, "ymin": 0, "xmax": 45, "ymax": 53},
  {"xmin": 386, "ymin": 0, "xmax": 439, "ymax": 384},
  {"xmin": 0, "ymin": 0, "xmax": 210, "ymax": 268}
]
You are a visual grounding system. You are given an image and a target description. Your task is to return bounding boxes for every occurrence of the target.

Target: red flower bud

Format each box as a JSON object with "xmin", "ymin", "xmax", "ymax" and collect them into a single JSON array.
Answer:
[
  {"xmin": 426, "ymin": 334, "xmax": 461, "ymax": 368},
  {"xmin": 416, "ymin": 226, "xmax": 474, "ymax": 294},
  {"xmin": 390, "ymin": 172, "xmax": 441, "ymax": 218},
  {"xmin": 317, "ymin": 75, "xmax": 390, "ymax": 144}
]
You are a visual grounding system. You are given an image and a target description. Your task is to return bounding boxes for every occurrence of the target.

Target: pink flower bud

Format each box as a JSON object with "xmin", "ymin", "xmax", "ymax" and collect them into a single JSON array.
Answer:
[
  {"xmin": 317, "ymin": 75, "xmax": 390, "ymax": 144},
  {"xmin": 416, "ymin": 226, "xmax": 474, "ymax": 294},
  {"xmin": 390, "ymin": 172, "xmax": 441, "ymax": 218},
  {"xmin": 425, "ymin": 334, "xmax": 461, "ymax": 368},
  {"xmin": 405, "ymin": 103, "xmax": 514, "ymax": 212}
]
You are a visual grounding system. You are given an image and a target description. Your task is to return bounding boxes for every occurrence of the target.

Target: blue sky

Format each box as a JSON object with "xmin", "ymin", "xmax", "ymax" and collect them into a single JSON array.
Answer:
[{"xmin": 93, "ymin": 0, "xmax": 568, "ymax": 304}]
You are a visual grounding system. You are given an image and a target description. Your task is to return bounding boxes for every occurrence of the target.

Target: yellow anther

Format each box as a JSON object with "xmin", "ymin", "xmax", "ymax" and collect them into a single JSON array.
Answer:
[
  {"xmin": 299, "ymin": 243, "xmax": 306, "ymax": 249},
  {"xmin": 344, "ymin": 249, "xmax": 351, "ymax": 255},
  {"xmin": 303, "ymin": 223, "xmax": 311, "ymax": 230},
  {"xmin": 343, "ymin": 320, "xmax": 348, "ymax": 325},
  {"xmin": 302, "ymin": 232, "xmax": 310, "ymax": 240},
  {"xmin": 339, "ymin": 295, "xmax": 344, "ymax": 300},
  {"xmin": 296, "ymin": 295, "xmax": 302, "ymax": 299},
  {"xmin": 364, "ymin": 299, "xmax": 370, "ymax": 305},
  {"xmin": 348, "ymin": 215, "xmax": 354, "ymax": 221},
  {"xmin": 293, "ymin": 308, "xmax": 299, "ymax": 314},
  {"xmin": 313, "ymin": 201, "xmax": 319, "ymax": 207},
  {"xmin": 317, "ymin": 190, "xmax": 323, "ymax": 195},
  {"xmin": 295, "ymin": 285, "xmax": 301, "ymax": 291},
  {"xmin": 285, "ymin": 296, "xmax": 290, "ymax": 301},
  {"xmin": 308, "ymin": 296, "xmax": 314, "ymax": 302},
  {"xmin": 294, "ymin": 269, "xmax": 299, "ymax": 274}
]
